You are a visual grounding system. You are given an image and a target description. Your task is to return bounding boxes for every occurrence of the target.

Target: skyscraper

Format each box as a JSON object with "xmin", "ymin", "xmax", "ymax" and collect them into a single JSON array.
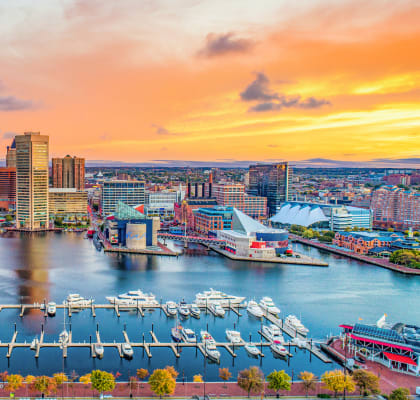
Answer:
[
  {"xmin": 0, "ymin": 167, "xmax": 16, "ymax": 211},
  {"xmin": 248, "ymin": 162, "xmax": 292, "ymax": 215},
  {"xmin": 15, "ymin": 132, "xmax": 49, "ymax": 230},
  {"xmin": 52, "ymin": 155, "xmax": 85, "ymax": 190},
  {"xmin": 6, "ymin": 138, "xmax": 16, "ymax": 168}
]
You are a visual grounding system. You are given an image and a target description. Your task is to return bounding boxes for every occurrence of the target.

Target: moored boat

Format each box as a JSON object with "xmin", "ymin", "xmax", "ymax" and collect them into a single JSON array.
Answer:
[
  {"xmin": 262, "ymin": 324, "xmax": 284, "ymax": 343},
  {"xmin": 247, "ymin": 300, "xmax": 264, "ymax": 318},
  {"xmin": 166, "ymin": 301, "xmax": 178, "ymax": 316},
  {"xmin": 47, "ymin": 302, "xmax": 56, "ymax": 316},
  {"xmin": 181, "ymin": 327, "xmax": 196, "ymax": 343},
  {"xmin": 209, "ymin": 302, "xmax": 225, "ymax": 317},
  {"xmin": 285, "ymin": 315, "xmax": 309, "ymax": 336},
  {"xmin": 270, "ymin": 342, "xmax": 288, "ymax": 357},
  {"xmin": 195, "ymin": 288, "xmax": 245, "ymax": 307},
  {"xmin": 178, "ymin": 301, "xmax": 190, "ymax": 318},
  {"xmin": 94, "ymin": 343, "xmax": 104, "ymax": 358},
  {"xmin": 259, "ymin": 297, "xmax": 280, "ymax": 315},
  {"xmin": 190, "ymin": 303, "xmax": 201, "ymax": 318},
  {"xmin": 226, "ymin": 330, "xmax": 242, "ymax": 344},
  {"xmin": 171, "ymin": 325, "xmax": 183, "ymax": 342},
  {"xmin": 200, "ymin": 330, "xmax": 220, "ymax": 362},
  {"xmin": 244, "ymin": 344, "xmax": 260, "ymax": 357},
  {"xmin": 122, "ymin": 343, "xmax": 133, "ymax": 358}
]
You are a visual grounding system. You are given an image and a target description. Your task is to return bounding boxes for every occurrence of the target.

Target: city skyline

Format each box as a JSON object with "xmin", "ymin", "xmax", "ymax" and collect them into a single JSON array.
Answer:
[{"xmin": 0, "ymin": 1, "xmax": 419, "ymax": 167}]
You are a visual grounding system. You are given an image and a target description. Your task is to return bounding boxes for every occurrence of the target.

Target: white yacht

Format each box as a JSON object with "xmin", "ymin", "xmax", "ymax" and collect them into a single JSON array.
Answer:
[
  {"xmin": 244, "ymin": 344, "xmax": 260, "ymax": 357},
  {"xmin": 226, "ymin": 330, "xmax": 242, "ymax": 344},
  {"xmin": 178, "ymin": 302, "xmax": 190, "ymax": 318},
  {"xmin": 106, "ymin": 290, "xmax": 159, "ymax": 307},
  {"xmin": 259, "ymin": 297, "xmax": 280, "ymax": 315},
  {"xmin": 247, "ymin": 301, "xmax": 264, "ymax": 318},
  {"xmin": 262, "ymin": 324, "xmax": 284, "ymax": 343},
  {"xmin": 285, "ymin": 315, "xmax": 309, "ymax": 336},
  {"xmin": 200, "ymin": 330, "xmax": 220, "ymax": 362},
  {"xmin": 47, "ymin": 302, "xmax": 56, "ymax": 317},
  {"xmin": 94, "ymin": 343, "xmax": 104, "ymax": 358},
  {"xmin": 65, "ymin": 294, "xmax": 94, "ymax": 307},
  {"xmin": 181, "ymin": 327, "xmax": 197, "ymax": 343},
  {"xmin": 190, "ymin": 304, "xmax": 201, "ymax": 319},
  {"xmin": 30, "ymin": 337, "xmax": 39, "ymax": 350},
  {"xmin": 165, "ymin": 301, "xmax": 178, "ymax": 316},
  {"xmin": 271, "ymin": 342, "xmax": 288, "ymax": 357},
  {"xmin": 195, "ymin": 288, "xmax": 245, "ymax": 307},
  {"xmin": 210, "ymin": 302, "xmax": 225, "ymax": 317},
  {"xmin": 122, "ymin": 343, "xmax": 134, "ymax": 358},
  {"xmin": 59, "ymin": 330, "xmax": 69, "ymax": 345}
]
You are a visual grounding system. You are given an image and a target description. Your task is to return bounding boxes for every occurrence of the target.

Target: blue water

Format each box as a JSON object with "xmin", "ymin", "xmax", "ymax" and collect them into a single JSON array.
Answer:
[{"xmin": 0, "ymin": 232, "xmax": 419, "ymax": 381}]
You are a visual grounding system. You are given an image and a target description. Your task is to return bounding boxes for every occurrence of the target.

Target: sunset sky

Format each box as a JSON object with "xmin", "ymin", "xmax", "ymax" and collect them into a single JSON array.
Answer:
[{"xmin": 0, "ymin": 0, "xmax": 419, "ymax": 167}]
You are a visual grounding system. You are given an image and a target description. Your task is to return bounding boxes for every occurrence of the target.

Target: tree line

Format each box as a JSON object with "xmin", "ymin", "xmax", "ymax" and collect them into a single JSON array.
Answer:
[{"xmin": 0, "ymin": 367, "xmax": 411, "ymax": 399}]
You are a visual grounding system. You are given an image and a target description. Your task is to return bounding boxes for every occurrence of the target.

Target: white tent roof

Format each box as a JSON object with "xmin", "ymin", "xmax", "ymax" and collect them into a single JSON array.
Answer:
[{"xmin": 270, "ymin": 202, "xmax": 329, "ymax": 227}]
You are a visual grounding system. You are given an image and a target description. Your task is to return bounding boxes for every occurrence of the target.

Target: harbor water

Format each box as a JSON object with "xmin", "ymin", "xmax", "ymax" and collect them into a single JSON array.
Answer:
[{"xmin": 0, "ymin": 232, "xmax": 419, "ymax": 381}]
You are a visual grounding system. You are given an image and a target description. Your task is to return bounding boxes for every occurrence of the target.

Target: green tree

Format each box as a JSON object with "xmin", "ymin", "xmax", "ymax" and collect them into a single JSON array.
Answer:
[
  {"xmin": 302, "ymin": 229, "xmax": 314, "ymax": 239},
  {"xmin": 5, "ymin": 215, "xmax": 13, "ymax": 222},
  {"xmin": 389, "ymin": 387, "xmax": 410, "ymax": 400},
  {"xmin": 148, "ymin": 369, "xmax": 176, "ymax": 397},
  {"xmin": 267, "ymin": 370, "xmax": 291, "ymax": 395},
  {"xmin": 321, "ymin": 370, "xmax": 355, "ymax": 398},
  {"xmin": 299, "ymin": 371, "xmax": 317, "ymax": 397},
  {"xmin": 6, "ymin": 374, "xmax": 24, "ymax": 392},
  {"xmin": 32, "ymin": 376, "xmax": 57, "ymax": 396},
  {"xmin": 237, "ymin": 366, "xmax": 265, "ymax": 398},
  {"xmin": 352, "ymin": 369, "xmax": 379, "ymax": 396},
  {"xmin": 90, "ymin": 370, "xmax": 115, "ymax": 394}
]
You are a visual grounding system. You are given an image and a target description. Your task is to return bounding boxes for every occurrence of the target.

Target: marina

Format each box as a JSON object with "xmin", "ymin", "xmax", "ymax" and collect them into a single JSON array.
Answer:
[{"xmin": 0, "ymin": 232, "xmax": 418, "ymax": 380}]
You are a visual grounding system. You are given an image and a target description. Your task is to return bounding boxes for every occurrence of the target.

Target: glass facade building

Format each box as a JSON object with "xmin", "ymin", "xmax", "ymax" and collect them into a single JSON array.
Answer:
[{"xmin": 101, "ymin": 180, "xmax": 145, "ymax": 216}]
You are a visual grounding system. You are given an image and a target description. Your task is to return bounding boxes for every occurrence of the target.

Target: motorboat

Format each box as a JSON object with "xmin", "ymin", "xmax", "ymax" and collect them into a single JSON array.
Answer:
[
  {"xmin": 59, "ymin": 330, "xmax": 69, "ymax": 345},
  {"xmin": 226, "ymin": 330, "xmax": 242, "ymax": 344},
  {"xmin": 270, "ymin": 342, "xmax": 288, "ymax": 357},
  {"xmin": 181, "ymin": 327, "xmax": 197, "ymax": 343},
  {"xmin": 171, "ymin": 325, "xmax": 182, "ymax": 342},
  {"xmin": 259, "ymin": 297, "xmax": 280, "ymax": 315},
  {"xmin": 200, "ymin": 330, "xmax": 220, "ymax": 362},
  {"xmin": 165, "ymin": 301, "xmax": 178, "ymax": 316},
  {"xmin": 30, "ymin": 337, "xmax": 39, "ymax": 350},
  {"xmin": 190, "ymin": 303, "xmax": 201, "ymax": 319},
  {"xmin": 244, "ymin": 344, "xmax": 260, "ymax": 357},
  {"xmin": 94, "ymin": 343, "xmax": 104, "ymax": 358},
  {"xmin": 210, "ymin": 302, "xmax": 225, "ymax": 317},
  {"xmin": 106, "ymin": 290, "xmax": 159, "ymax": 307},
  {"xmin": 65, "ymin": 294, "xmax": 94, "ymax": 307},
  {"xmin": 195, "ymin": 288, "xmax": 245, "ymax": 307},
  {"xmin": 122, "ymin": 343, "xmax": 134, "ymax": 358},
  {"xmin": 47, "ymin": 302, "xmax": 56, "ymax": 316},
  {"xmin": 262, "ymin": 324, "xmax": 284, "ymax": 343},
  {"xmin": 247, "ymin": 300, "xmax": 264, "ymax": 318},
  {"xmin": 291, "ymin": 337, "xmax": 308, "ymax": 349},
  {"xmin": 285, "ymin": 315, "xmax": 309, "ymax": 336},
  {"xmin": 178, "ymin": 301, "xmax": 190, "ymax": 318}
]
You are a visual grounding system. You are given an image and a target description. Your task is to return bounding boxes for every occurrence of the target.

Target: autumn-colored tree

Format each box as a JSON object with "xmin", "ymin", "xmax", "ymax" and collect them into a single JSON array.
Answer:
[
  {"xmin": 136, "ymin": 368, "xmax": 149, "ymax": 381},
  {"xmin": 90, "ymin": 370, "xmax": 116, "ymax": 394},
  {"xmin": 164, "ymin": 366, "xmax": 179, "ymax": 379},
  {"xmin": 32, "ymin": 376, "xmax": 57, "ymax": 396},
  {"xmin": 53, "ymin": 372, "xmax": 68, "ymax": 386},
  {"xmin": 0, "ymin": 371, "xmax": 8, "ymax": 383},
  {"xmin": 25, "ymin": 375, "xmax": 36, "ymax": 385},
  {"xmin": 193, "ymin": 374, "xmax": 203, "ymax": 383},
  {"xmin": 149, "ymin": 369, "xmax": 176, "ymax": 398},
  {"xmin": 321, "ymin": 370, "xmax": 355, "ymax": 398},
  {"xmin": 389, "ymin": 387, "xmax": 410, "ymax": 400},
  {"xmin": 352, "ymin": 369, "xmax": 380, "ymax": 396},
  {"xmin": 267, "ymin": 370, "xmax": 291, "ymax": 395},
  {"xmin": 237, "ymin": 366, "xmax": 265, "ymax": 398},
  {"xmin": 79, "ymin": 373, "xmax": 91, "ymax": 385},
  {"xmin": 219, "ymin": 368, "xmax": 232, "ymax": 387},
  {"xmin": 299, "ymin": 371, "xmax": 317, "ymax": 397},
  {"xmin": 6, "ymin": 374, "xmax": 24, "ymax": 392}
]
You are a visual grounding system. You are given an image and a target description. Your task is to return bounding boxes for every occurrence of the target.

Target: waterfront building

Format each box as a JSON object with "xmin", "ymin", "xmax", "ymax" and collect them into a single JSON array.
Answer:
[
  {"xmin": 105, "ymin": 202, "xmax": 159, "ymax": 248},
  {"xmin": 212, "ymin": 182, "xmax": 267, "ymax": 219},
  {"xmin": 371, "ymin": 185, "xmax": 420, "ymax": 230},
  {"xmin": 48, "ymin": 188, "xmax": 88, "ymax": 220},
  {"xmin": 101, "ymin": 180, "xmax": 145, "ymax": 216},
  {"xmin": 52, "ymin": 155, "xmax": 85, "ymax": 190},
  {"xmin": 144, "ymin": 190, "xmax": 182, "ymax": 219},
  {"xmin": 193, "ymin": 206, "xmax": 233, "ymax": 234},
  {"xmin": 0, "ymin": 167, "xmax": 16, "ymax": 211},
  {"xmin": 6, "ymin": 138, "xmax": 16, "ymax": 168},
  {"xmin": 174, "ymin": 198, "xmax": 218, "ymax": 230},
  {"xmin": 217, "ymin": 208, "xmax": 289, "ymax": 257},
  {"xmin": 248, "ymin": 162, "xmax": 292, "ymax": 215},
  {"xmin": 15, "ymin": 132, "xmax": 49, "ymax": 230},
  {"xmin": 270, "ymin": 202, "xmax": 372, "ymax": 230}
]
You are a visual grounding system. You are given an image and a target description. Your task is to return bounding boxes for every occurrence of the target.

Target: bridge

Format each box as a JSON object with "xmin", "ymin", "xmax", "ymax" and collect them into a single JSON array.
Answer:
[{"xmin": 157, "ymin": 233, "xmax": 226, "ymax": 246}]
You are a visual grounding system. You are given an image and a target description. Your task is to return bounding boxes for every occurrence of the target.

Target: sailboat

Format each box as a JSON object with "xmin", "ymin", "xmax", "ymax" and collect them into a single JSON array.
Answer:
[{"xmin": 59, "ymin": 305, "xmax": 69, "ymax": 345}]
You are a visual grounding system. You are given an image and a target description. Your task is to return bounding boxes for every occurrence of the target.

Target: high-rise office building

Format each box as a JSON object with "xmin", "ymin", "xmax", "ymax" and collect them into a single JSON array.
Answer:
[
  {"xmin": 101, "ymin": 180, "xmax": 145, "ymax": 216},
  {"xmin": 52, "ymin": 155, "xmax": 85, "ymax": 190},
  {"xmin": 15, "ymin": 132, "xmax": 49, "ymax": 230},
  {"xmin": 0, "ymin": 167, "xmax": 16, "ymax": 211},
  {"xmin": 6, "ymin": 138, "xmax": 16, "ymax": 168},
  {"xmin": 248, "ymin": 162, "xmax": 292, "ymax": 215}
]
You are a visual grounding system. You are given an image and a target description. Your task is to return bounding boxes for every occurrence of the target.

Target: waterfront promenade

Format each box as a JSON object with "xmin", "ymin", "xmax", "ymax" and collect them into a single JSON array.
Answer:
[{"xmin": 290, "ymin": 235, "xmax": 420, "ymax": 275}]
